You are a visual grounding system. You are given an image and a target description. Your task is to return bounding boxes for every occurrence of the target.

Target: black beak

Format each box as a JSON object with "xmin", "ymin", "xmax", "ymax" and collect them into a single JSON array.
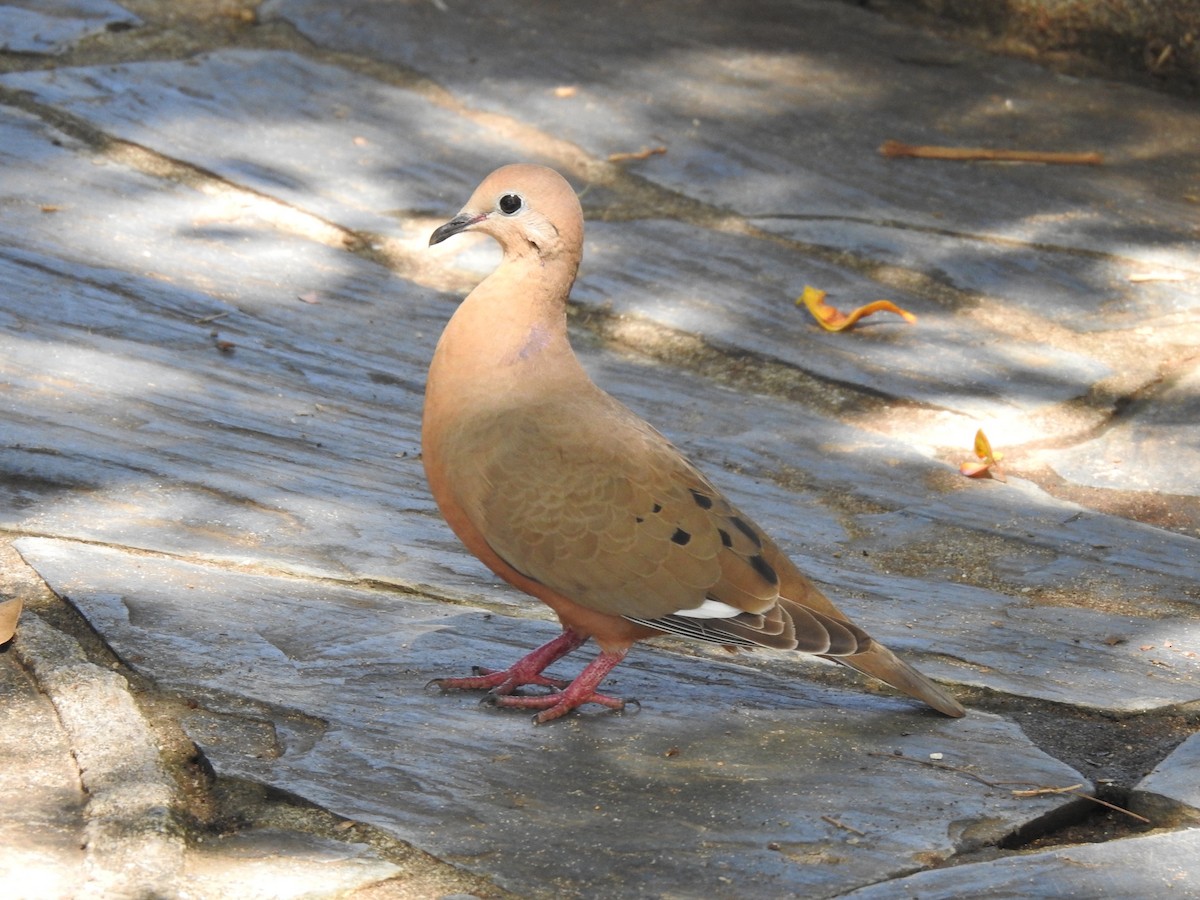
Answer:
[{"xmin": 429, "ymin": 212, "xmax": 486, "ymax": 246}]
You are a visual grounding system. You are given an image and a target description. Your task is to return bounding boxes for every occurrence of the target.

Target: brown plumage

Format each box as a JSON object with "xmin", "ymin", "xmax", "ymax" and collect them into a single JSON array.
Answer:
[{"xmin": 423, "ymin": 164, "xmax": 965, "ymax": 723}]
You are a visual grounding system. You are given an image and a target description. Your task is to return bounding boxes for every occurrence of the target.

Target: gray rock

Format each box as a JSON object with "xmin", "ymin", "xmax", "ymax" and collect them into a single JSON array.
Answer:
[
  {"xmin": 263, "ymin": 0, "xmax": 1199, "ymax": 266},
  {"xmin": 17, "ymin": 538, "xmax": 1096, "ymax": 899},
  {"xmin": 0, "ymin": 50, "xmax": 538, "ymax": 233},
  {"xmin": 1044, "ymin": 365, "xmax": 1200, "ymax": 497},
  {"xmin": 2, "ymin": 2, "xmax": 1198, "ymax": 895},
  {"xmin": 1134, "ymin": 732, "xmax": 1200, "ymax": 825},
  {"xmin": 0, "ymin": 0, "xmax": 139, "ymax": 55},
  {"xmin": 13, "ymin": 612, "xmax": 184, "ymax": 900},
  {"xmin": 184, "ymin": 828, "xmax": 402, "ymax": 899},
  {"xmin": 0, "ymin": 631, "xmax": 87, "ymax": 899},
  {"xmin": 840, "ymin": 827, "xmax": 1200, "ymax": 899}
]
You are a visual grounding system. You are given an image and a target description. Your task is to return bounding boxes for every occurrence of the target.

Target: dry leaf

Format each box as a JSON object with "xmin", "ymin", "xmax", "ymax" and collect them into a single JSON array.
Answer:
[
  {"xmin": 960, "ymin": 428, "xmax": 1006, "ymax": 482},
  {"xmin": 0, "ymin": 597, "xmax": 22, "ymax": 644},
  {"xmin": 607, "ymin": 145, "xmax": 668, "ymax": 163},
  {"xmin": 797, "ymin": 285, "xmax": 917, "ymax": 332}
]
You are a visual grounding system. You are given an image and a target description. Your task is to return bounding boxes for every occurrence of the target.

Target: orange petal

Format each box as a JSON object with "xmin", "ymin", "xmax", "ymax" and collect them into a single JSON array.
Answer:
[
  {"xmin": 972, "ymin": 429, "xmax": 993, "ymax": 462},
  {"xmin": 959, "ymin": 461, "xmax": 992, "ymax": 478},
  {"xmin": 798, "ymin": 286, "xmax": 916, "ymax": 332},
  {"xmin": 972, "ymin": 428, "xmax": 1003, "ymax": 464},
  {"xmin": 962, "ymin": 429, "xmax": 1008, "ymax": 481},
  {"xmin": 798, "ymin": 286, "xmax": 849, "ymax": 330}
]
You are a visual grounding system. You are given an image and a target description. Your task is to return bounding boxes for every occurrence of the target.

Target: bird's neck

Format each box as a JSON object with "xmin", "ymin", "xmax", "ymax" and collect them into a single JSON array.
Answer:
[{"xmin": 426, "ymin": 254, "xmax": 586, "ymax": 408}]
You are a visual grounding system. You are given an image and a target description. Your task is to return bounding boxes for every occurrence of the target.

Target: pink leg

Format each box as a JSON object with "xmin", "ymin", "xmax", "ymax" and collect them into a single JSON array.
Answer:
[
  {"xmin": 428, "ymin": 629, "xmax": 587, "ymax": 696},
  {"xmin": 487, "ymin": 649, "xmax": 631, "ymax": 724}
]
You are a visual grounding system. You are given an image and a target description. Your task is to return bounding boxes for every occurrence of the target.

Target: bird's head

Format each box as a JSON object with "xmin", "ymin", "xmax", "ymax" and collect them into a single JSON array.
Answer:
[{"xmin": 429, "ymin": 164, "xmax": 584, "ymax": 264}]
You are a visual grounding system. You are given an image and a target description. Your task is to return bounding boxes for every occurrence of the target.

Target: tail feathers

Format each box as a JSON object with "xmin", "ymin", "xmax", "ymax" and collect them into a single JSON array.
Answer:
[{"xmin": 833, "ymin": 641, "xmax": 965, "ymax": 718}]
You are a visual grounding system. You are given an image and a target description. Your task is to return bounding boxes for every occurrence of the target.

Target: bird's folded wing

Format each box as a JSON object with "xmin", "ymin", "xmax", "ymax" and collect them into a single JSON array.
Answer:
[{"xmin": 471, "ymin": 398, "xmax": 868, "ymax": 655}]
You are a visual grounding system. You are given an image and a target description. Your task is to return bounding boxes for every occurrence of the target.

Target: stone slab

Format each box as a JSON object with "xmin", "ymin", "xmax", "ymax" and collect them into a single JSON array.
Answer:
[
  {"xmin": 12, "ymin": 611, "xmax": 184, "ymax": 899},
  {"xmin": 4, "ymin": 224, "xmax": 1198, "ymax": 711},
  {"xmin": 0, "ymin": 640, "xmax": 86, "ymax": 900},
  {"xmin": 264, "ymin": 0, "xmax": 1200, "ymax": 267},
  {"xmin": 0, "ymin": 50, "xmax": 1125, "ymax": 423},
  {"xmin": 1134, "ymin": 732, "xmax": 1200, "ymax": 824},
  {"xmin": 1043, "ymin": 363, "xmax": 1200, "ymax": 498},
  {"xmin": 0, "ymin": 49, "xmax": 535, "ymax": 233},
  {"xmin": 0, "ymin": 21, "xmax": 1196, "ymax": 714},
  {"xmin": 840, "ymin": 827, "xmax": 1200, "ymax": 899},
  {"xmin": 1, "ymin": 2, "xmax": 1196, "ymax": 896},
  {"xmin": 16, "ymin": 537, "xmax": 1096, "ymax": 900},
  {"xmin": 1, "ymin": 85, "xmax": 1198, "ymax": 712},
  {"xmin": 184, "ymin": 829, "xmax": 402, "ymax": 900},
  {"xmin": 0, "ymin": 0, "xmax": 139, "ymax": 55},
  {"xmin": 753, "ymin": 217, "xmax": 1200, "ymax": 332},
  {"xmin": 575, "ymin": 218, "xmax": 1113, "ymax": 419}
]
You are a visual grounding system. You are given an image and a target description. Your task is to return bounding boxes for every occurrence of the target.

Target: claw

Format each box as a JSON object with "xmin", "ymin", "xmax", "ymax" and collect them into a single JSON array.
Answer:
[
  {"xmin": 429, "ymin": 630, "xmax": 586, "ymax": 698},
  {"xmin": 498, "ymin": 650, "xmax": 631, "ymax": 723},
  {"xmin": 429, "ymin": 631, "xmax": 633, "ymax": 724}
]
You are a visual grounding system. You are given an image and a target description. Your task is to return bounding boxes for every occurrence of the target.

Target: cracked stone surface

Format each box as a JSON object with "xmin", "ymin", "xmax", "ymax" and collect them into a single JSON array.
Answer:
[
  {"xmin": 1134, "ymin": 731, "xmax": 1200, "ymax": 825},
  {"xmin": 840, "ymin": 827, "xmax": 1200, "ymax": 899},
  {"xmin": 0, "ymin": 623, "xmax": 86, "ymax": 900},
  {"xmin": 16, "ymin": 537, "xmax": 1096, "ymax": 898},
  {"xmin": 1, "ymin": 0, "xmax": 1198, "ymax": 897},
  {"xmin": 0, "ymin": 0, "xmax": 140, "ymax": 56}
]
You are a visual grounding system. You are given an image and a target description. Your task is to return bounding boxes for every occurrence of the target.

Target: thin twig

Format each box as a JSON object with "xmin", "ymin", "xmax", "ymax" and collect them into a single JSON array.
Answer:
[
  {"xmin": 1063, "ymin": 790, "xmax": 1150, "ymax": 824},
  {"xmin": 868, "ymin": 751, "xmax": 1150, "ymax": 824},
  {"xmin": 1011, "ymin": 784, "xmax": 1084, "ymax": 797},
  {"xmin": 880, "ymin": 140, "xmax": 1103, "ymax": 166},
  {"xmin": 608, "ymin": 145, "xmax": 668, "ymax": 163},
  {"xmin": 821, "ymin": 814, "xmax": 866, "ymax": 836}
]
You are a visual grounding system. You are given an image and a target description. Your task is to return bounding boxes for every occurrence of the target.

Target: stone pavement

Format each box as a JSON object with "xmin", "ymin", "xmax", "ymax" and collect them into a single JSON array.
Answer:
[{"xmin": 1, "ymin": 1, "xmax": 1198, "ymax": 897}]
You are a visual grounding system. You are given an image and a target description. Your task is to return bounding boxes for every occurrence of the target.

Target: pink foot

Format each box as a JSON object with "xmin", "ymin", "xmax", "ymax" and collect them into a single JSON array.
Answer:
[
  {"xmin": 428, "ymin": 629, "xmax": 586, "ymax": 696},
  {"xmin": 487, "ymin": 650, "xmax": 632, "ymax": 724}
]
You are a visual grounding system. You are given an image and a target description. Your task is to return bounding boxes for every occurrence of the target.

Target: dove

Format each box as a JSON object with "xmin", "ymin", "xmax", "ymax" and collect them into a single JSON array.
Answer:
[{"xmin": 423, "ymin": 164, "xmax": 965, "ymax": 723}]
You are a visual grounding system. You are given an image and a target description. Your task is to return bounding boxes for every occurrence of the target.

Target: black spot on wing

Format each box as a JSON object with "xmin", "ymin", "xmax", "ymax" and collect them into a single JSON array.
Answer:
[
  {"xmin": 729, "ymin": 516, "xmax": 763, "ymax": 549},
  {"xmin": 670, "ymin": 528, "xmax": 691, "ymax": 546},
  {"xmin": 690, "ymin": 489, "xmax": 714, "ymax": 510},
  {"xmin": 748, "ymin": 554, "xmax": 779, "ymax": 586},
  {"xmin": 717, "ymin": 529, "xmax": 732, "ymax": 548}
]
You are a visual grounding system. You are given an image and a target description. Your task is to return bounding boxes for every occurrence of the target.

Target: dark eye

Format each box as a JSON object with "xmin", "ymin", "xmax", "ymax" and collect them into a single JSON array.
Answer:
[{"xmin": 498, "ymin": 193, "xmax": 522, "ymax": 215}]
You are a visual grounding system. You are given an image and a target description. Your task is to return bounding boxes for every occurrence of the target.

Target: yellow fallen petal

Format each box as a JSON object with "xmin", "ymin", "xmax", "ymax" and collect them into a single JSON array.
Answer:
[
  {"xmin": 798, "ymin": 286, "xmax": 916, "ymax": 332},
  {"xmin": 972, "ymin": 428, "xmax": 1003, "ymax": 463},
  {"xmin": 961, "ymin": 429, "xmax": 1008, "ymax": 481},
  {"xmin": 973, "ymin": 429, "xmax": 992, "ymax": 461}
]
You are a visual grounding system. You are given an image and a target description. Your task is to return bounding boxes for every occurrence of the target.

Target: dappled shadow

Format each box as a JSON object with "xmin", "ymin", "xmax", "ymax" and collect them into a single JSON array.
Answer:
[
  {"xmin": 1, "ymin": 0, "xmax": 1198, "ymax": 702},
  {"xmin": 3, "ymin": 8, "xmax": 1200, "ymax": 893}
]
